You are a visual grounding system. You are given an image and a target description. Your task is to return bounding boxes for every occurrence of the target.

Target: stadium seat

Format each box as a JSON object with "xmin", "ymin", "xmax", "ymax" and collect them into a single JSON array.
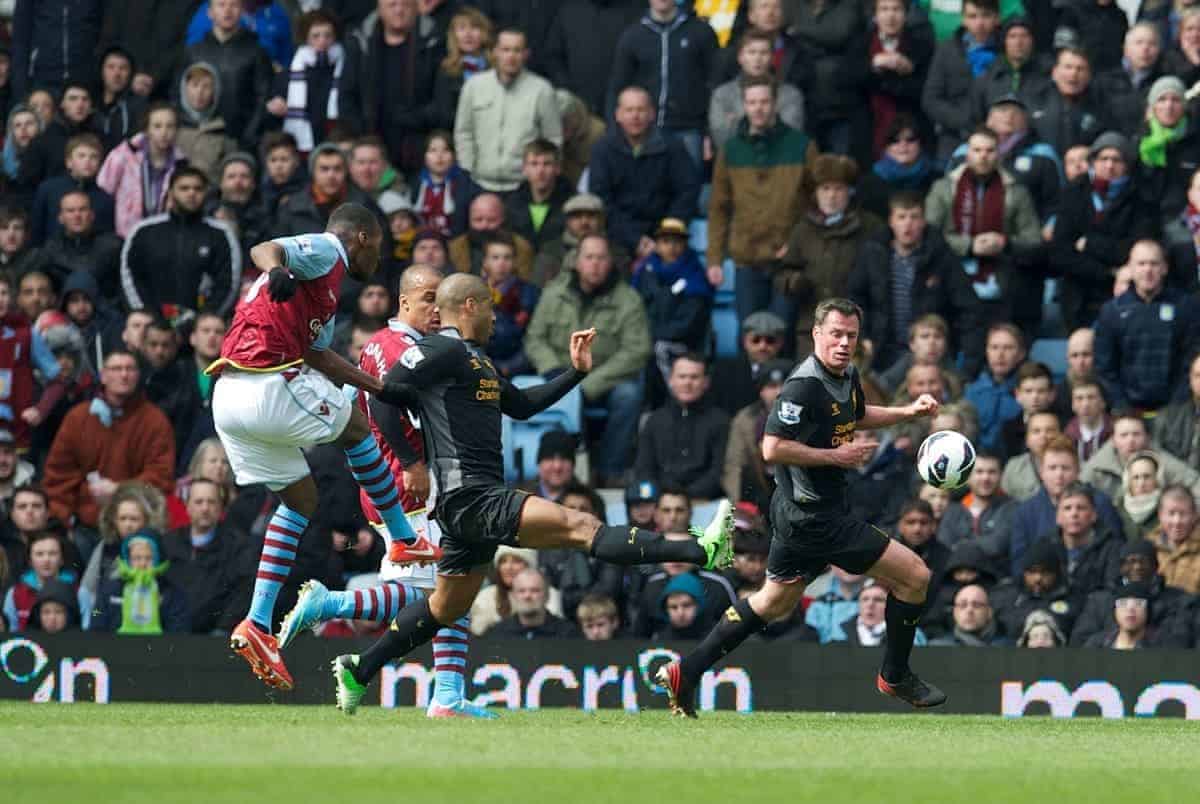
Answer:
[
  {"xmin": 511, "ymin": 374, "xmax": 582, "ymax": 433},
  {"xmin": 1030, "ymin": 338, "xmax": 1068, "ymax": 380},
  {"xmin": 503, "ymin": 377, "xmax": 584, "ymax": 483},
  {"xmin": 714, "ymin": 258, "xmax": 736, "ymax": 305},
  {"xmin": 689, "ymin": 218, "xmax": 708, "ymax": 252},
  {"xmin": 712, "ymin": 307, "xmax": 739, "ymax": 357}
]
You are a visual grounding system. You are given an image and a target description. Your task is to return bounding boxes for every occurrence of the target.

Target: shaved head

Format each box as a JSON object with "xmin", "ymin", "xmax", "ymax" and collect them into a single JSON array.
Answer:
[
  {"xmin": 437, "ymin": 273, "xmax": 489, "ymax": 311},
  {"xmin": 399, "ymin": 263, "xmax": 444, "ymax": 295}
]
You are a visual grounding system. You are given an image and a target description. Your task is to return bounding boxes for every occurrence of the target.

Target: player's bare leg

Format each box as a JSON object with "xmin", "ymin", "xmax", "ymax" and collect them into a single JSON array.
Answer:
[
  {"xmin": 659, "ymin": 578, "xmax": 807, "ymax": 717},
  {"xmin": 866, "ymin": 539, "xmax": 946, "ymax": 708},
  {"xmin": 229, "ymin": 473, "xmax": 320, "ymax": 690}
]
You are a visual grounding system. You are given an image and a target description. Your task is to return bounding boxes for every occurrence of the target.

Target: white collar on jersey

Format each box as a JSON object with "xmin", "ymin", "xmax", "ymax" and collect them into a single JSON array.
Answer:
[{"xmin": 387, "ymin": 319, "xmax": 423, "ymax": 340}]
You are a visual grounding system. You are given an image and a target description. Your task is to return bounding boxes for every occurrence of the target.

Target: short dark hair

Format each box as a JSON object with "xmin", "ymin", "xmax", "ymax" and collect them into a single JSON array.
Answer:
[
  {"xmin": 1070, "ymin": 374, "xmax": 1104, "ymax": 394},
  {"xmin": 64, "ymin": 133, "xmax": 103, "ymax": 160},
  {"xmin": 351, "ymin": 135, "xmax": 387, "ymax": 159},
  {"xmin": 670, "ymin": 352, "xmax": 709, "ymax": 374},
  {"xmin": 188, "ymin": 476, "xmax": 228, "ymax": 507},
  {"xmin": 1112, "ymin": 409, "xmax": 1148, "ymax": 430},
  {"xmin": 1057, "ymin": 46, "xmax": 1091, "ymax": 66},
  {"xmin": 0, "ymin": 205, "xmax": 28, "ymax": 228},
  {"xmin": 986, "ymin": 322, "xmax": 1025, "ymax": 350},
  {"xmin": 261, "ymin": 131, "xmax": 299, "ymax": 158},
  {"xmin": 970, "ymin": 125, "xmax": 1000, "ymax": 144},
  {"xmin": 297, "ymin": 8, "xmax": 341, "ymax": 40},
  {"xmin": 974, "ymin": 449, "xmax": 1003, "ymax": 467},
  {"xmin": 13, "ymin": 483, "xmax": 49, "ymax": 507},
  {"xmin": 888, "ymin": 190, "xmax": 925, "ymax": 213},
  {"xmin": 1058, "ymin": 482, "xmax": 1096, "ymax": 508},
  {"xmin": 140, "ymin": 100, "xmax": 177, "ymax": 133},
  {"xmin": 524, "ymin": 138, "xmax": 560, "ymax": 161},
  {"xmin": 103, "ymin": 347, "xmax": 140, "ymax": 367},
  {"xmin": 327, "ymin": 203, "xmax": 381, "ymax": 237},
  {"xmin": 1015, "ymin": 361, "xmax": 1053, "ymax": 386},
  {"xmin": 58, "ymin": 188, "xmax": 92, "ymax": 211},
  {"xmin": 657, "ymin": 486, "xmax": 692, "ymax": 509},
  {"xmin": 964, "ymin": 0, "xmax": 999, "ymax": 13},
  {"xmin": 737, "ymin": 27, "xmax": 775, "ymax": 51},
  {"xmin": 741, "ymin": 74, "xmax": 777, "ymax": 99},
  {"xmin": 482, "ymin": 232, "xmax": 515, "ymax": 254},
  {"xmin": 558, "ymin": 480, "xmax": 607, "ymax": 523},
  {"xmin": 145, "ymin": 317, "xmax": 174, "ymax": 337},
  {"xmin": 813, "ymin": 298, "xmax": 864, "ymax": 327},
  {"xmin": 170, "ymin": 165, "xmax": 209, "ymax": 189},
  {"xmin": 899, "ymin": 499, "xmax": 935, "ymax": 520},
  {"xmin": 495, "ymin": 26, "xmax": 527, "ymax": 45}
]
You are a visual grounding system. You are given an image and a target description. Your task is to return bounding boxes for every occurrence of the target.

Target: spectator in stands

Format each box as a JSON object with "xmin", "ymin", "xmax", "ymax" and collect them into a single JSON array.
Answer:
[
  {"xmin": 341, "ymin": 0, "xmax": 444, "ymax": 174},
  {"xmin": 652, "ymin": 571, "xmax": 709, "ymax": 640},
  {"xmin": 430, "ymin": 6, "xmax": 493, "ymax": 131},
  {"xmin": 10, "ymin": 0, "xmax": 102, "ymax": 101},
  {"xmin": 845, "ymin": 434, "xmax": 918, "ymax": 531},
  {"xmin": 850, "ymin": 193, "xmax": 980, "ymax": 376},
  {"xmin": 347, "ymin": 137, "xmax": 407, "ymax": 207},
  {"xmin": 896, "ymin": 498, "xmax": 950, "ymax": 596},
  {"xmin": 723, "ymin": 358, "xmax": 789, "ymax": 509},
  {"xmin": 1056, "ymin": 0, "xmax": 1127, "ymax": 74},
  {"xmin": 487, "ymin": 567, "xmax": 579, "ymax": 639},
  {"xmin": 1155, "ymin": 354, "xmax": 1200, "ymax": 466},
  {"xmin": 39, "ymin": 191, "xmax": 122, "ymax": 295},
  {"xmin": 523, "ymin": 430, "xmax": 578, "ymax": 501},
  {"xmin": 1016, "ymin": 608, "xmax": 1066, "ymax": 647},
  {"xmin": 544, "ymin": 0, "xmax": 643, "ymax": 117},
  {"xmin": 1082, "ymin": 581, "xmax": 1164, "ymax": 648},
  {"xmin": 992, "ymin": 537, "xmax": 1083, "ymax": 637},
  {"xmin": 833, "ymin": 580, "xmax": 928, "ymax": 646},
  {"xmin": 1071, "ymin": 538, "xmax": 1192, "ymax": 646},
  {"xmin": 121, "ymin": 167, "xmax": 242, "ymax": 319},
  {"xmin": 709, "ymin": 311, "xmax": 786, "ymax": 417},
  {"xmin": 525, "ymin": 234, "xmax": 651, "ymax": 484},
  {"xmin": 634, "ymin": 219, "xmax": 715, "ymax": 383},
  {"xmin": 1048, "ymin": 482, "xmax": 1125, "ymax": 594},
  {"xmin": 708, "ymin": 76, "xmax": 814, "ymax": 330},
  {"xmin": 635, "ymin": 354, "xmax": 729, "ymax": 500},
  {"xmin": 556, "ymin": 89, "xmax": 607, "ymax": 187},
  {"xmin": 18, "ymin": 82, "xmax": 99, "ymax": 192},
  {"xmin": 259, "ymin": 132, "xmax": 305, "ymax": 221},
  {"xmin": 1095, "ymin": 239, "xmax": 1200, "ymax": 412},
  {"xmin": 1033, "ymin": 47, "xmax": 1108, "ymax": 156},
  {"xmin": 14, "ymin": 270, "xmax": 58, "ymax": 325},
  {"xmin": 42, "ymin": 349, "xmax": 175, "ymax": 535},
  {"xmin": 1153, "ymin": 483, "xmax": 1200, "ymax": 594},
  {"xmin": 533, "ymin": 193, "xmax": 630, "ymax": 286},
  {"xmin": 889, "ymin": 363, "xmax": 958, "ymax": 452},
  {"xmin": 448, "ymin": 193, "xmax": 535, "ymax": 279},
  {"xmin": 1136, "ymin": 76, "xmax": 1200, "ymax": 228},
  {"xmin": 1163, "ymin": 166, "xmax": 1200, "ymax": 294},
  {"xmin": 1, "ymin": 107, "xmax": 42, "ymax": 203},
  {"xmin": 26, "ymin": 578, "xmax": 84, "ymax": 635},
  {"xmin": 470, "ymin": 546, "xmax": 541, "ymax": 635},
  {"xmin": 30, "ymin": 134, "xmax": 114, "ymax": 247},
  {"xmin": 576, "ymin": 593, "xmax": 622, "ymax": 641},
  {"xmin": 970, "ymin": 17, "xmax": 1050, "ymax": 123},
  {"xmin": 481, "ymin": 234, "xmax": 539, "ymax": 377},
  {"xmin": 274, "ymin": 143, "xmax": 378, "ymax": 238},
  {"xmin": 505, "ymin": 140, "xmax": 573, "ymax": 254},
  {"xmin": 709, "ymin": 29, "xmax": 806, "ymax": 152},
  {"xmin": 1065, "ymin": 376, "xmax": 1112, "ymax": 464},
  {"xmin": 4, "ymin": 486, "xmax": 74, "ymax": 575},
  {"xmin": 1053, "ymin": 132, "xmax": 1153, "ymax": 331},
  {"xmin": 1163, "ymin": 8, "xmax": 1200, "ymax": 86},
  {"xmin": 0, "ymin": 431, "xmax": 34, "ymax": 512},
  {"xmin": 410, "ymin": 229, "xmax": 450, "ymax": 274},
  {"xmin": 931, "ymin": 584, "xmax": 1008, "ymax": 645},
  {"xmin": 1000, "ymin": 410, "xmax": 1061, "ymax": 501},
  {"xmin": 264, "ymin": 9, "xmax": 343, "ymax": 156},
  {"xmin": 91, "ymin": 530, "xmax": 189, "ymax": 634},
  {"xmin": 791, "ymin": 0, "xmax": 867, "ymax": 157},
  {"xmin": 725, "ymin": 519, "xmax": 769, "ymax": 594},
  {"xmin": 411, "ymin": 131, "xmax": 480, "ymax": 240},
  {"xmin": 1096, "ymin": 24, "xmax": 1166, "ymax": 138},
  {"xmin": 625, "ymin": 479, "xmax": 659, "ymax": 530},
  {"xmin": 939, "ymin": 450, "xmax": 1014, "ymax": 549},
  {"xmin": 859, "ymin": 0, "xmax": 933, "ymax": 160},
  {"xmin": 857, "ymin": 115, "xmax": 941, "ymax": 220},
  {"xmin": 185, "ymin": 0, "xmax": 293, "ymax": 70},
  {"xmin": 1008, "ymin": 435, "xmax": 1124, "ymax": 577},
  {"xmin": 964, "ymin": 323, "xmax": 1025, "ymax": 452},
  {"xmin": 2, "ymin": 531, "xmax": 86, "ymax": 631},
  {"xmin": 79, "ymin": 478, "xmax": 168, "ymax": 604},
  {"xmin": 999, "ymin": 361, "xmax": 1056, "ymax": 460},
  {"xmin": 208, "ymin": 153, "xmax": 268, "ymax": 253},
  {"xmin": 923, "ymin": 0, "xmax": 1000, "ymax": 159},
  {"xmin": 922, "ymin": 539, "xmax": 1001, "ymax": 635},
  {"xmin": 607, "ymin": 0, "xmax": 719, "ymax": 166},
  {"xmin": 926, "ymin": 127, "xmax": 1041, "ymax": 339},
  {"xmin": 873, "ymin": 313, "xmax": 966, "ymax": 398},
  {"xmin": 780, "ymin": 154, "xmax": 884, "ymax": 355},
  {"xmin": 589, "ymin": 86, "xmax": 700, "ymax": 258},
  {"xmin": 182, "ymin": 0, "xmax": 272, "ymax": 150},
  {"xmin": 1052, "ymin": 327, "xmax": 1097, "ymax": 422},
  {"xmin": 1116, "ymin": 452, "xmax": 1168, "ymax": 541},
  {"xmin": 175, "ymin": 62, "xmax": 238, "ymax": 183},
  {"xmin": 139, "ymin": 318, "xmax": 197, "ymax": 442},
  {"xmin": 1082, "ymin": 411, "xmax": 1200, "ymax": 502},
  {"xmin": 97, "ymin": 102, "xmax": 186, "ymax": 238},
  {"xmin": 803, "ymin": 566, "xmax": 865, "ymax": 642},
  {"xmin": 1062, "ymin": 143, "xmax": 1091, "ymax": 183},
  {"xmin": 453, "ymin": 27, "xmax": 561, "ymax": 194}
]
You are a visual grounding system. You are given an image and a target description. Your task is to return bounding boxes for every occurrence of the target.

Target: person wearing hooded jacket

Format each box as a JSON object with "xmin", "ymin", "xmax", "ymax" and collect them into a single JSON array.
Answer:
[
  {"xmin": 921, "ymin": 539, "xmax": 1001, "ymax": 638},
  {"xmin": 91, "ymin": 530, "xmax": 190, "ymax": 633},
  {"xmin": 1069, "ymin": 538, "xmax": 1194, "ymax": 647},
  {"xmin": 97, "ymin": 45, "xmax": 149, "ymax": 153},
  {"xmin": 25, "ymin": 578, "xmax": 86, "ymax": 634},
  {"xmin": 991, "ymin": 537, "xmax": 1085, "ymax": 638},
  {"xmin": 1038, "ymin": 482, "xmax": 1125, "ymax": 595},
  {"xmin": 651, "ymin": 570, "xmax": 710, "ymax": 640},
  {"xmin": 176, "ymin": 62, "xmax": 240, "ymax": 183}
]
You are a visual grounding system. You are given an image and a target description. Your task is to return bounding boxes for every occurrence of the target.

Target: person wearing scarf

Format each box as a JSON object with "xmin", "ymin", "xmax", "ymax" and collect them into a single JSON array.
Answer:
[
  {"xmin": 866, "ymin": 0, "xmax": 929, "ymax": 159},
  {"xmin": 92, "ymin": 530, "xmax": 189, "ymax": 634},
  {"xmin": 1120, "ymin": 451, "xmax": 1164, "ymax": 541},
  {"xmin": 950, "ymin": 131, "xmax": 1007, "ymax": 301},
  {"xmin": 275, "ymin": 10, "xmax": 344, "ymax": 154},
  {"xmin": 1139, "ymin": 75, "xmax": 1188, "ymax": 168}
]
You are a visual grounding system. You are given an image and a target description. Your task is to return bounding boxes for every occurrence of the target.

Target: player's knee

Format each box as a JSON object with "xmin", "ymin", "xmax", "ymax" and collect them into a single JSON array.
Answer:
[
  {"xmin": 752, "ymin": 585, "xmax": 797, "ymax": 621},
  {"xmin": 900, "ymin": 561, "xmax": 932, "ymax": 600},
  {"xmin": 429, "ymin": 591, "xmax": 470, "ymax": 623}
]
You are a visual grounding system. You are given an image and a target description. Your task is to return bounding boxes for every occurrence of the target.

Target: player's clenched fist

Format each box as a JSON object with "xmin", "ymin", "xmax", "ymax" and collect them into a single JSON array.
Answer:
[
  {"xmin": 908, "ymin": 393, "xmax": 940, "ymax": 418},
  {"xmin": 569, "ymin": 328, "xmax": 597, "ymax": 373}
]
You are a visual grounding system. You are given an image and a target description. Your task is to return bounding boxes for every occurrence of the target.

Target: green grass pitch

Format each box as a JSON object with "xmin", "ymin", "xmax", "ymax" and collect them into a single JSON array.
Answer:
[{"xmin": 3, "ymin": 703, "xmax": 1196, "ymax": 804}]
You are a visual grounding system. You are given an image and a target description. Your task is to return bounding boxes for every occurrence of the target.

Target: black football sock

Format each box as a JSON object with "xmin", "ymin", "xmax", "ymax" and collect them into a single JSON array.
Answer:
[
  {"xmin": 679, "ymin": 599, "xmax": 766, "ymax": 686},
  {"xmin": 881, "ymin": 595, "xmax": 925, "ymax": 683},
  {"xmin": 353, "ymin": 598, "xmax": 443, "ymax": 685},
  {"xmin": 590, "ymin": 525, "xmax": 706, "ymax": 566}
]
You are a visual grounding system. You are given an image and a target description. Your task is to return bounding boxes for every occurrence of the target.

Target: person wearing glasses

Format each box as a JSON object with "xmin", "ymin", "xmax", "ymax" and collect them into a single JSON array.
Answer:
[
  {"xmin": 709, "ymin": 311, "xmax": 789, "ymax": 417},
  {"xmin": 930, "ymin": 583, "xmax": 1010, "ymax": 646}
]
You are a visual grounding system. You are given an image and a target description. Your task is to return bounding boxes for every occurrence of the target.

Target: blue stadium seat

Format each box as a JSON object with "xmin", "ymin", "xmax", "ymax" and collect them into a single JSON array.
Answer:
[
  {"xmin": 511, "ymin": 375, "xmax": 582, "ymax": 433},
  {"xmin": 689, "ymin": 219, "xmax": 708, "ymax": 252},
  {"xmin": 714, "ymin": 258, "xmax": 736, "ymax": 305},
  {"xmin": 712, "ymin": 307, "xmax": 739, "ymax": 357},
  {"xmin": 505, "ymin": 422, "xmax": 568, "ymax": 484},
  {"xmin": 1030, "ymin": 338, "xmax": 1068, "ymax": 380}
]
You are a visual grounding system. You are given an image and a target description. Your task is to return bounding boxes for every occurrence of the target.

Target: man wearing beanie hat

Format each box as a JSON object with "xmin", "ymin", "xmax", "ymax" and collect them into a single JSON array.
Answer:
[
  {"xmin": 1032, "ymin": 46, "xmax": 1108, "ymax": 156},
  {"xmin": 524, "ymin": 430, "xmax": 578, "ymax": 500},
  {"xmin": 991, "ymin": 536, "xmax": 1084, "ymax": 638},
  {"xmin": 1070, "ymin": 538, "xmax": 1194, "ymax": 646},
  {"xmin": 722, "ymin": 357, "xmax": 790, "ymax": 509},
  {"xmin": 1050, "ymin": 129, "xmax": 1145, "ymax": 331},
  {"xmin": 1082, "ymin": 579, "xmax": 1162, "ymax": 648},
  {"xmin": 208, "ymin": 152, "xmax": 268, "ymax": 254},
  {"xmin": 1094, "ymin": 23, "xmax": 1166, "ymax": 137},
  {"xmin": 273, "ymin": 143, "xmax": 381, "ymax": 238},
  {"xmin": 1136, "ymin": 74, "xmax": 1200, "ymax": 224}
]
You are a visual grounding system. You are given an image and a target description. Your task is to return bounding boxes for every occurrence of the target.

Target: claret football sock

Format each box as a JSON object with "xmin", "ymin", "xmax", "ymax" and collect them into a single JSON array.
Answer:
[
  {"xmin": 881, "ymin": 595, "xmax": 925, "ymax": 683},
  {"xmin": 345, "ymin": 435, "xmax": 417, "ymax": 547},
  {"xmin": 590, "ymin": 525, "xmax": 706, "ymax": 566},
  {"xmin": 248, "ymin": 505, "xmax": 307, "ymax": 631},
  {"xmin": 679, "ymin": 598, "xmax": 766, "ymax": 685},
  {"xmin": 353, "ymin": 598, "xmax": 444, "ymax": 685}
]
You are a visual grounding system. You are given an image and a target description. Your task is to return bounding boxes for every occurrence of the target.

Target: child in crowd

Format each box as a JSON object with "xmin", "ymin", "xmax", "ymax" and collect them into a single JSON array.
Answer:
[
  {"xmin": 482, "ymin": 234, "xmax": 540, "ymax": 377},
  {"xmin": 2, "ymin": 532, "xmax": 90, "ymax": 631},
  {"xmin": 30, "ymin": 133, "xmax": 115, "ymax": 245},
  {"xmin": 177, "ymin": 62, "xmax": 239, "ymax": 181},
  {"xmin": 97, "ymin": 102, "xmax": 185, "ymax": 237},
  {"xmin": 1000, "ymin": 362, "xmax": 1057, "ymax": 460},
  {"xmin": 918, "ymin": 484, "xmax": 952, "ymax": 526},
  {"xmin": 876, "ymin": 314, "xmax": 965, "ymax": 397},
  {"xmin": 379, "ymin": 190, "xmax": 420, "ymax": 264},
  {"xmin": 412, "ymin": 130, "xmax": 478, "ymax": 238},
  {"xmin": 1065, "ymin": 377, "xmax": 1112, "ymax": 463},
  {"xmin": 576, "ymin": 593, "xmax": 621, "ymax": 641},
  {"xmin": 92, "ymin": 531, "xmax": 189, "ymax": 634},
  {"xmin": 259, "ymin": 131, "xmax": 306, "ymax": 220},
  {"xmin": 268, "ymin": 9, "xmax": 344, "ymax": 155}
]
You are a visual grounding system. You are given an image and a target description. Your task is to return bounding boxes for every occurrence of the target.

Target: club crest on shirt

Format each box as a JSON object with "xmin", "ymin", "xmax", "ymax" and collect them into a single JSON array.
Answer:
[
  {"xmin": 401, "ymin": 347, "xmax": 425, "ymax": 369},
  {"xmin": 778, "ymin": 401, "xmax": 802, "ymax": 425}
]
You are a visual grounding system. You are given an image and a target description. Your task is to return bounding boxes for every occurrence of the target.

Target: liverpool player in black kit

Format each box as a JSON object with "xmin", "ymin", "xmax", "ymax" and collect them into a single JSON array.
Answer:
[
  {"xmin": 659, "ymin": 298, "xmax": 947, "ymax": 716},
  {"xmin": 331, "ymin": 273, "xmax": 735, "ymax": 712}
]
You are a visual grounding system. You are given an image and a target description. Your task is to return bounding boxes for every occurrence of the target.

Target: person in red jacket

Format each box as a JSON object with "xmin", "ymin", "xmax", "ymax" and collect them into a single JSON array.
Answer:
[
  {"xmin": 0, "ymin": 274, "xmax": 71, "ymax": 450},
  {"xmin": 41, "ymin": 349, "xmax": 176, "ymax": 546}
]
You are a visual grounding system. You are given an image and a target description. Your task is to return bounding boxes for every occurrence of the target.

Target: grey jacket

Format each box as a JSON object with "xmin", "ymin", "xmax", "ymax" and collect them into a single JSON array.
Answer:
[
  {"xmin": 937, "ymin": 497, "xmax": 1016, "ymax": 566},
  {"xmin": 1154, "ymin": 401, "xmax": 1200, "ymax": 468},
  {"xmin": 1081, "ymin": 441, "xmax": 1200, "ymax": 503},
  {"xmin": 1000, "ymin": 452, "xmax": 1041, "ymax": 503}
]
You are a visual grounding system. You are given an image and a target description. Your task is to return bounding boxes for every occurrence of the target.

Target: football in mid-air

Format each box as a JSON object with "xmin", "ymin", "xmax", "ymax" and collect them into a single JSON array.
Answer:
[{"xmin": 917, "ymin": 430, "xmax": 976, "ymax": 490}]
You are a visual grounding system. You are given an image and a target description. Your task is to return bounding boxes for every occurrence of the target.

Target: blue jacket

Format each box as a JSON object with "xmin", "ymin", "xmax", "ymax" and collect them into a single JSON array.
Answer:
[
  {"xmin": 185, "ymin": 2, "xmax": 293, "ymax": 67},
  {"xmin": 487, "ymin": 277, "xmax": 540, "ymax": 363},
  {"xmin": 1094, "ymin": 286, "xmax": 1200, "ymax": 411},
  {"xmin": 30, "ymin": 176, "xmax": 116, "ymax": 246},
  {"xmin": 963, "ymin": 370, "xmax": 1021, "ymax": 452},
  {"xmin": 1007, "ymin": 487, "xmax": 1124, "ymax": 578},
  {"xmin": 588, "ymin": 128, "xmax": 700, "ymax": 252}
]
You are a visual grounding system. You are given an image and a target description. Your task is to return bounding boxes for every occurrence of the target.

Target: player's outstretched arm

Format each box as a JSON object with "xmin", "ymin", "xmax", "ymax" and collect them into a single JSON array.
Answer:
[
  {"xmin": 499, "ymin": 329, "xmax": 595, "ymax": 420},
  {"xmin": 858, "ymin": 394, "xmax": 940, "ymax": 430},
  {"xmin": 304, "ymin": 347, "xmax": 384, "ymax": 395}
]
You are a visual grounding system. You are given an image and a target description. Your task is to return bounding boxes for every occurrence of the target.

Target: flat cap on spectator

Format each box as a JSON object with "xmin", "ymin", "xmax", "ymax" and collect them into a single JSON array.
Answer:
[
  {"xmin": 564, "ymin": 193, "xmax": 605, "ymax": 215},
  {"xmin": 626, "ymin": 479, "xmax": 659, "ymax": 503},
  {"xmin": 1089, "ymin": 131, "xmax": 1133, "ymax": 165},
  {"xmin": 1003, "ymin": 15, "xmax": 1034, "ymax": 36},
  {"xmin": 653, "ymin": 218, "xmax": 689, "ymax": 239},
  {"xmin": 378, "ymin": 190, "xmax": 415, "ymax": 217},
  {"xmin": 1148, "ymin": 75, "xmax": 1187, "ymax": 107},
  {"xmin": 742, "ymin": 310, "xmax": 787, "ymax": 337},
  {"xmin": 536, "ymin": 430, "xmax": 576, "ymax": 463},
  {"xmin": 989, "ymin": 93, "xmax": 1028, "ymax": 113},
  {"xmin": 307, "ymin": 142, "xmax": 345, "ymax": 175},
  {"xmin": 219, "ymin": 151, "xmax": 258, "ymax": 176},
  {"xmin": 756, "ymin": 358, "xmax": 793, "ymax": 390}
]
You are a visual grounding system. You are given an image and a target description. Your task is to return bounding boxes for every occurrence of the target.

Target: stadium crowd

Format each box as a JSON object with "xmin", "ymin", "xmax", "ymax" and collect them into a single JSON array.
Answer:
[{"xmin": 1, "ymin": 0, "xmax": 1200, "ymax": 654}]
